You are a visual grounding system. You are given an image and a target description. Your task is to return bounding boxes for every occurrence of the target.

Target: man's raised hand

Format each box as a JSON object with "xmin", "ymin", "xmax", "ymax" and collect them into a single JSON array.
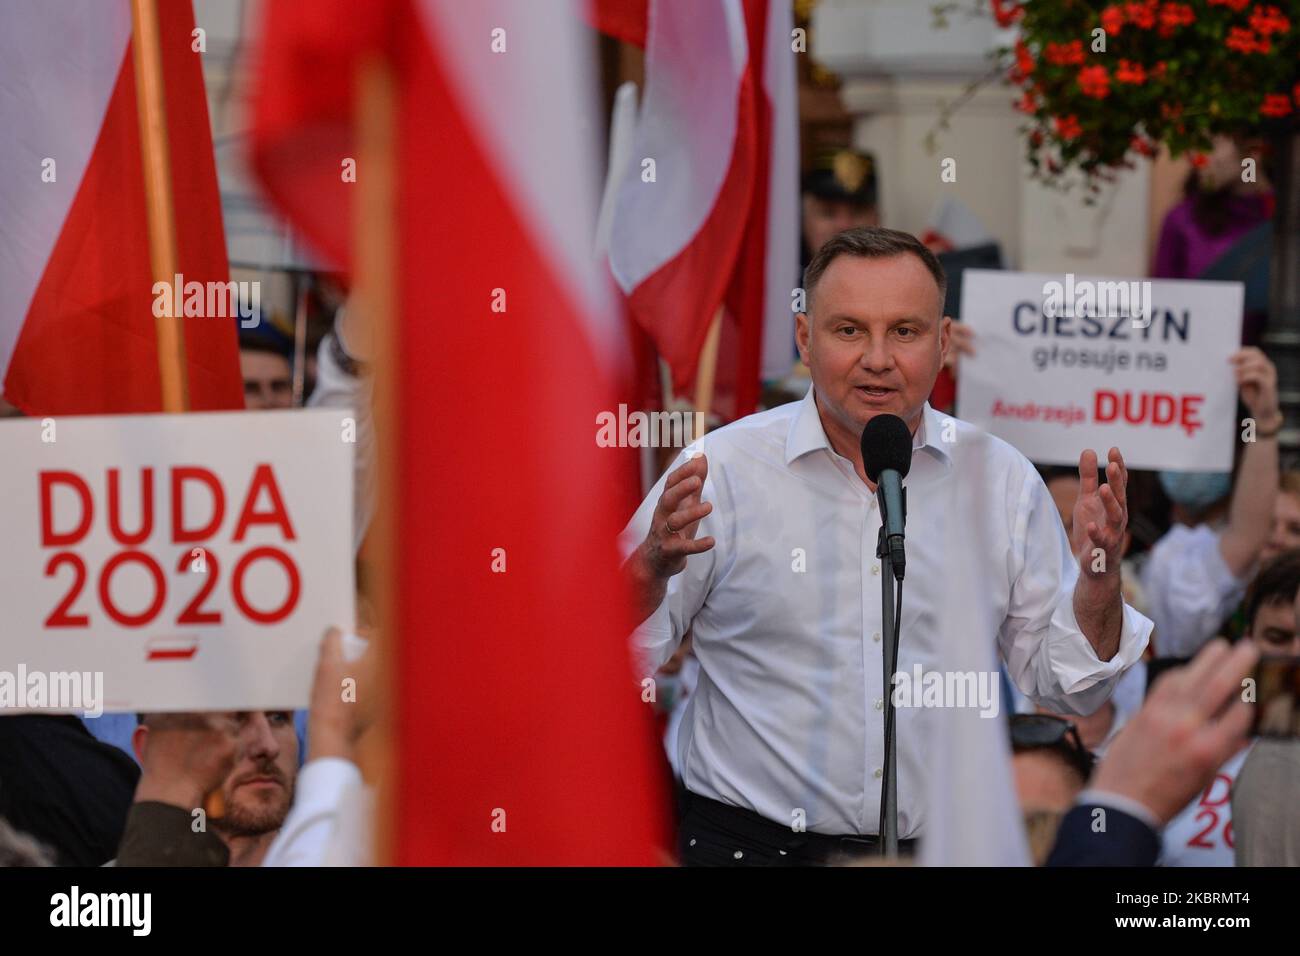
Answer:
[
  {"xmin": 1073, "ymin": 446, "xmax": 1128, "ymax": 575},
  {"xmin": 642, "ymin": 453, "xmax": 715, "ymax": 579},
  {"xmin": 625, "ymin": 452, "xmax": 715, "ymax": 624}
]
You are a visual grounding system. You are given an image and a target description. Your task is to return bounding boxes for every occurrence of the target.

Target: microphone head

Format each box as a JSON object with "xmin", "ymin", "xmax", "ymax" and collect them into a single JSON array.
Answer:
[{"xmin": 860, "ymin": 413, "xmax": 913, "ymax": 483}]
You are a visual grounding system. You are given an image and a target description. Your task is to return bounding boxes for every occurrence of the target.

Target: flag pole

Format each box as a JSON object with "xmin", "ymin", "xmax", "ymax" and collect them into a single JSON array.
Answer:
[
  {"xmin": 693, "ymin": 308, "xmax": 723, "ymax": 419},
  {"xmin": 354, "ymin": 55, "xmax": 399, "ymax": 867},
  {"xmin": 130, "ymin": 0, "xmax": 189, "ymax": 413}
]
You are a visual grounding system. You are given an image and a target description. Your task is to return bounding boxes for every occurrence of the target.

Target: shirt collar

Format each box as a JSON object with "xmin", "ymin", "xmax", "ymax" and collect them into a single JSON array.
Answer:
[{"xmin": 785, "ymin": 385, "xmax": 953, "ymax": 470}]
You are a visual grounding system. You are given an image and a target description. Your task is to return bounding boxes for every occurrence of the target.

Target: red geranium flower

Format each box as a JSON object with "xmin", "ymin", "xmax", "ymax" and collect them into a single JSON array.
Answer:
[
  {"xmin": 1209, "ymin": 0, "xmax": 1251, "ymax": 11},
  {"xmin": 1010, "ymin": 38, "xmax": 1036, "ymax": 82},
  {"xmin": 1101, "ymin": 5, "xmax": 1126, "ymax": 33},
  {"xmin": 1125, "ymin": 1, "xmax": 1157, "ymax": 29},
  {"xmin": 1116, "ymin": 60, "xmax": 1148, "ymax": 83},
  {"xmin": 1078, "ymin": 64, "xmax": 1111, "ymax": 98},
  {"xmin": 991, "ymin": 0, "xmax": 1024, "ymax": 28},
  {"xmin": 1226, "ymin": 26, "xmax": 1271, "ymax": 53},
  {"xmin": 1015, "ymin": 39, "xmax": 1035, "ymax": 74},
  {"xmin": 1158, "ymin": 3, "xmax": 1195, "ymax": 35},
  {"xmin": 1130, "ymin": 136, "xmax": 1157, "ymax": 157},
  {"xmin": 1045, "ymin": 40, "xmax": 1087, "ymax": 65},
  {"xmin": 1189, "ymin": 152, "xmax": 1208, "ymax": 168},
  {"xmin": 1250, "ymin": 5, "xmax": 1291, "ymax": 36},
  {"xmin": 1055, "ymin": 115, "xmax": 1083, "ymax": 139},
  {"xmin": 1261, "ymin": 93, "xmax": 1294, "ymax": 117},
  {"xmin": 1015, "ymin": 91, "xmax": 1039, "ymax": 113}
]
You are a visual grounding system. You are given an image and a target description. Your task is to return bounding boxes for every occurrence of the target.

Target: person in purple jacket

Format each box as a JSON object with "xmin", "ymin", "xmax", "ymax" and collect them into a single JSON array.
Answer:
[{"xmin": 1152, "ymin": 136, "xmax": 1274, "ymax": 283}]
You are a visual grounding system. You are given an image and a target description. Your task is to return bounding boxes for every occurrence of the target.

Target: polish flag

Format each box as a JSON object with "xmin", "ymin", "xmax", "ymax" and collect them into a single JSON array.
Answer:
[
  {"xmin": 0, "ymin": 0, "xmax": 242, "ymax": 416},
  {"xmin": 251, "ymin": 0, "xmax": 672, "ymax": 864},
  {"xmin": 592, "ymin": 0, "xmax": 798, "ymax": 420}
]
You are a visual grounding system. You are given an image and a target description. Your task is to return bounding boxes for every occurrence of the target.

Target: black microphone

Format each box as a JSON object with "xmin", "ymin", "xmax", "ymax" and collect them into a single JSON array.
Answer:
[{"xmin": 860, "ymin": 414, "xmax": 913, "ymax": 581}]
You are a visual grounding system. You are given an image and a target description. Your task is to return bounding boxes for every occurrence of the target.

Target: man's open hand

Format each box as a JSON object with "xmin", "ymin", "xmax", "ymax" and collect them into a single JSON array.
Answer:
[
  {"xmin": 625, "ymin": 452, "xmax": 715, "ymax": 624},
  {"xmin": 640, "ymin": 453, "xmax": 715, "ymax": 579},
  {"xmin": 1073, "ymin": 447, "xmax": 1128, "ymax": 575}
]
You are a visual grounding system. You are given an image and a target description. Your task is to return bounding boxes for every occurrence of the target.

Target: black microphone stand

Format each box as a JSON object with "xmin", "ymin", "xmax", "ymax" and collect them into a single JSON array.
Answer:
[{"xmin": 875, "ymin": 486, "xmax": 905, "ymax": 858}]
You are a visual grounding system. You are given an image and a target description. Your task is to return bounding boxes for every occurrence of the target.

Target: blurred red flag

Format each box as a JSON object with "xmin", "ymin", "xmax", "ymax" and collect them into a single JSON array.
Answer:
[
  {"xmin": 0, "ymin": 0, "xmax": 241, "ymax": 415},
  {"xmin": 250, "ymin": 0, "xmax": 672, "ymax": 864}
]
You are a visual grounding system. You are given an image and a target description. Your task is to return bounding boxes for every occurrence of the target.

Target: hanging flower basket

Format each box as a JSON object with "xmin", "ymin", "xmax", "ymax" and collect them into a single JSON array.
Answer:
[{"xmin": 979, "ymin": 0, "xmax": 1300, "ymax": 190}]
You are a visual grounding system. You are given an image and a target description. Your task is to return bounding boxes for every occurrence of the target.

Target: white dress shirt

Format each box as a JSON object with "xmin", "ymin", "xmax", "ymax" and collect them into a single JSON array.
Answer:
[
  {"xmin": 621, "ymin": 387, "xmax": 1151, "ymax": 838},
  {"xmin": 262, "ymin": 757, "xmax": 372, "ymax": 867},
  {"xmin": 1140, "ymin": 523, "xmax": 1250, "ymax": 658}
]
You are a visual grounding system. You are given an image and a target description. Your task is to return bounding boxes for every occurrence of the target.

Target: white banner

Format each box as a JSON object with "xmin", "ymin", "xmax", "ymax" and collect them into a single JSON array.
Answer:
[
  {"xmin": 0, "ymin": 409, "xmax": 354, "ymax": 714},
  {"xmin": 956, "ymin": 270, "xmax": 1243, "ymax": 472}
]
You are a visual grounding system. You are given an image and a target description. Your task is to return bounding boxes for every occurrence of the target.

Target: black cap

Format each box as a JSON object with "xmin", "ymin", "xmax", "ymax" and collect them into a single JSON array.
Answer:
[{"xmin": 801, "ymin": 148, "xmax": 877, "ymax": 207}]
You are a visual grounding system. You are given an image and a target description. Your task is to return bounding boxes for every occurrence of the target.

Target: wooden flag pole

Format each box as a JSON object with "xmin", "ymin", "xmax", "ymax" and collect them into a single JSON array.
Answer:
[
  {"xmin": 130, "ymin": 0, "xmax": 190, "ymax": 413},
  {"xmin": 693, "ymin": 307, "xmax": 724, "ymax": 420},
  {"xmin": 130, "ymin": 0, "xmax": 208, "ymax": 815},
  {"xmin": 354, "ymin": 55, "xmax": 399, "ymax": 867}
]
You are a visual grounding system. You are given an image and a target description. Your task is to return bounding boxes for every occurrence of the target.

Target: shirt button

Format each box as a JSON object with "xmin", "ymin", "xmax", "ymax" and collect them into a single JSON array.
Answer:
[
  {"xmin": 874, "ymin": 698, "xmax": 884, "ymax": 710},
  {"xmin": 733, "ymin": 850, "xmax": 744, "ymax": 860},
  {"xmin": 871, "ymin": 564, "xmax": 880, "ymax": 576},
  {"xmin": 872, "ymin": 631, "xmax": 881, "ymax": 642},
  {"xmin": 873, "ymin": 767, "xmax": 883, "ymax": 779}
]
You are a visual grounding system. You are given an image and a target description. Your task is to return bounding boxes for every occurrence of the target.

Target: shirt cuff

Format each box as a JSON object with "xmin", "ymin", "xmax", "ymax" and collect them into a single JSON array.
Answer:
[
  {"xmin": 1047, "ymin": 592, "xmax": 1153, "ymax": 696},
  {"xmin": 631, "ymin": 600, "xmax": 676, "ymax": 678},
  {"xmin": 1076, "ymin": 787, "xmax": 1162, "ymax": 833}
]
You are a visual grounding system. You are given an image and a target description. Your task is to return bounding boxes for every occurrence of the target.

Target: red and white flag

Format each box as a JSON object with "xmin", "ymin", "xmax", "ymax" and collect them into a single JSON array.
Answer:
[
  {"xmin": 592, "ymin": 0, "xmax": 798, "ymax": 420},
  {"xmin": 251, "ymin": 0, "xmax": 672, "ymax": 864},
  {"xmin": 0, "ymin": 0, "xmax": 241, "ymax": 415}
]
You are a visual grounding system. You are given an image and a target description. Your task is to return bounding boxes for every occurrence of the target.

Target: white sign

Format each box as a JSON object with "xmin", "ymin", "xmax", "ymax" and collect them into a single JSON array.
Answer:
[
  {"xmin": 956, "ymin": 270, "xmax": 1244, "ymax": 472},
  {"xmin": 0, "ymin": 409, "xmax": 354, "ymax": 713}
]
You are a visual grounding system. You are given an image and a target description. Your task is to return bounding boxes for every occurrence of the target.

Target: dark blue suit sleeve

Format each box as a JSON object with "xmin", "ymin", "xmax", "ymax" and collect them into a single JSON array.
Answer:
[{"xmin": 1046, "ymin": 803, "xmax": 1161, "ymax": 867}]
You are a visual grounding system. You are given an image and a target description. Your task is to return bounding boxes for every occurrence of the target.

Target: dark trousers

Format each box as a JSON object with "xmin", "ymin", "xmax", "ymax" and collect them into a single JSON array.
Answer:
[{"xmin": 678, "ymin": 790, "xmax": 918, "ymax": 866}]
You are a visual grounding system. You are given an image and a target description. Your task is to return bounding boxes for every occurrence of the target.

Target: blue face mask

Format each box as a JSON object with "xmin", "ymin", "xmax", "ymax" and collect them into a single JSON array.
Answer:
[{"xmin": 1159, "ymin": 470, "xmax": 1232, "ymax": 512}]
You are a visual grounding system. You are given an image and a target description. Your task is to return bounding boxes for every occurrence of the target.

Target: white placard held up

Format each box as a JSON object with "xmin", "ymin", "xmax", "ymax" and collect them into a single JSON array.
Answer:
[
  {"xmin": 955, "ymin": 270, "xmax": 1243, "ymax": 472},
  {"xmin": 0, "ymin": 409, "xmax": 354, "ymax": 714}
]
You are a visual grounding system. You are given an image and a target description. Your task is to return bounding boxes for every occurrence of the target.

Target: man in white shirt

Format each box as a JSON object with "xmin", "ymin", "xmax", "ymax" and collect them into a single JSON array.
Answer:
[{"xmin": 621, "ymin": 227, "xmax": 1152, "ymax": 865}]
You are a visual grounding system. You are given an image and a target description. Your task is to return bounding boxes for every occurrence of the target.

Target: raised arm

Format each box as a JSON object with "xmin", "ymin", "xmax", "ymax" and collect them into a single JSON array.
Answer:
[{"xmin": 1219, "ymin": 347, "xmax": 1281, "ymax": 577}]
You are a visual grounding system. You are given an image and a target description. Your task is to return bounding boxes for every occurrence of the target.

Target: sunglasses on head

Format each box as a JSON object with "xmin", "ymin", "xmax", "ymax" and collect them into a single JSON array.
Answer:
[{"xmin": 1008, "ymin": 713, "xmax": 1096, "ymax": 781}]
